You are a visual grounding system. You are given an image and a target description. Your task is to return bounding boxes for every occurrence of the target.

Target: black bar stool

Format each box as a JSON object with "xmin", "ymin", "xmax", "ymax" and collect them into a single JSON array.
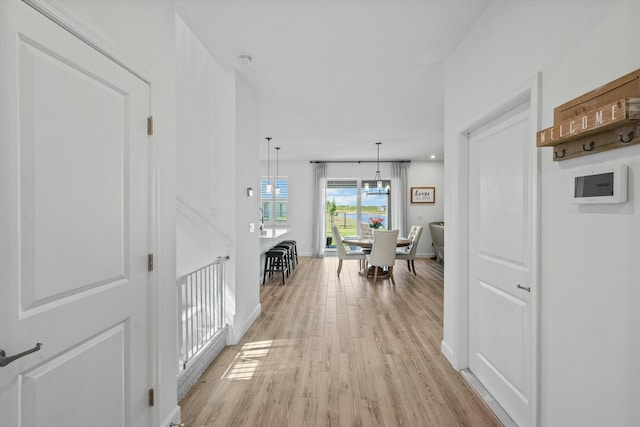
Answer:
[
  {"xmin": 263, "ymin": 248, "xmax": 289, "ymax": 285},
  {"xmin": 274, "ymin": 241, "xmax": 296, "ymax": 270},
  {"xmin": 280, "ymin": 240, "xmax": 298, "ymax": 265}
]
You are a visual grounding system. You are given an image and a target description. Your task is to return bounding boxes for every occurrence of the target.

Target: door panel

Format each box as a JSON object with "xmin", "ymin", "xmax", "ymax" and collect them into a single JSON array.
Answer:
[
  {"xmin": 21, "ymin": 324, "xmax": 127, "ymax": 426},
  {"xmin": 20, "ymin": 33, "xmax": 128, "ymax": 308},
  {"xmin": 476, "ymin": 120, "xmax": 528, "ymax": 267},
  {"xmin": 476, "ymin": 279, "xmax": 527, "ymax": 396},
  {"xmin": 469, "ymin": 107, "xmax": 533, "ymax": 427},
  {"xmin": 0, "ymin": 2, "xmax": 151, "ymax": 426}
]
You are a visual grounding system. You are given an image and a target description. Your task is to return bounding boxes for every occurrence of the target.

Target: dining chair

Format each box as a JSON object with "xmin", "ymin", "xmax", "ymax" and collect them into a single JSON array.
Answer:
[
  {"xmin": 358, "ymin": 222, "xmax": 373, "ymax": 239},
  {"xmin": 406, "ymin": 225, "xmax": 418, "ymax": 239},
  {"xmin": 366, "ymin": 229, "xmax": 399, "ymax": 285},
  {"xmin": 331, "ymin": 225, "xmax": 366, "ymax": 277},
  {"xmin": 396, "ymin": 225, "xmax": 423, "ymax": 275}
]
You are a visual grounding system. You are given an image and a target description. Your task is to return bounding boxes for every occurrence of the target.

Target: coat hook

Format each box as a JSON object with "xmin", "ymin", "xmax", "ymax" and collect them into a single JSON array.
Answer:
[
  {"xmin": 554, "ymin": 149, "xmax": 566, "ymax": 159},
  {"xmin": 619, "ymin": 131, "xmax": 634, "ymax": 143},
  {"xmin": 582, "ymin": 141, "xmax": 595, "ymax": 151}
]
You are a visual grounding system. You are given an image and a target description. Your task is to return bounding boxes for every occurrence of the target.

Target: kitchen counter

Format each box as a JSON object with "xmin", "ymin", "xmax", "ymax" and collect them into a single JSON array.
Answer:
[{"xmin": 259, "ymin": 228, "xmax": 290, "ymax": 239}]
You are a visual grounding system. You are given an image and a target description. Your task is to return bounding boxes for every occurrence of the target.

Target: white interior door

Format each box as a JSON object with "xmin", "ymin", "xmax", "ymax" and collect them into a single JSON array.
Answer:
[
  {"xmin": 0, "ymin": 2, "xmax": 152, "ymax": 426},
  {"xmin": 468, "ymin": 104, "xmax": 536, "ymax": 427}
]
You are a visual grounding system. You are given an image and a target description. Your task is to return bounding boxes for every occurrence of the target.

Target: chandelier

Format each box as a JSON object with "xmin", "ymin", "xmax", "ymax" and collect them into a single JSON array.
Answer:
[{"xmin": 365, "ymin": 142, "xmax": 390, "ymax": 196}]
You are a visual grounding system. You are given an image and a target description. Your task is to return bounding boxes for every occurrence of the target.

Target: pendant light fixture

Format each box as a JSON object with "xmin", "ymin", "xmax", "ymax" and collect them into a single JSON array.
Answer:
[
  {"xmin": 265, "ymin": 137, "xmax": 272, "ymax": 193},
  {"xmin": 275, "ymin": 146, "xmax": 281, "ymax": 196},
  {"xmin": 365, "ymin": 142, "xmax": 390, "ymax": 196}
]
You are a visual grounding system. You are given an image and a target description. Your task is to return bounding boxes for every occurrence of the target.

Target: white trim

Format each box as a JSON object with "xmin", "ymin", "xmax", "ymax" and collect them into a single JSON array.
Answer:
[
  {"xmin": 448, "ymin": 73, "xmax": 541, "ymax": 427},
  {"xmin": 440, "ymin": 340, "xmax": 455, "ymax": 364},
  {"xmin": 531, "ymin": 73, "xmax": 542, "ymax": 427},
  {"xmin": 416, "ymin": 252, "xmax": 435, "ymax": 258},
  {"xmin": 228, "ymin": 302, "xmax": 261, "ymax": 345},
  {"xmin": 160, "ymin": 406, "xmax": 182, "ymax": 427},
  {"xmin": 177, "ymin": 197, "xmax": 233, "ymax": 246},
  {"xmin": 22, "ymin": 0, "xmax": 152, "ymax": 83}
]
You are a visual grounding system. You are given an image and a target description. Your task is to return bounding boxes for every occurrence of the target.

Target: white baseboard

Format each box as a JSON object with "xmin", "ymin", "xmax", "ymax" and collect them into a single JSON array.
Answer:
[
  {"xmin": 441, "ymin": 340, "xmax": 455, "ymax": 367},
  {"xmin": 416, "ymin": 252, "xmax": 436, "ymax": 258},
  {"xmin": 228, "ymin": 302, "xmax": 261, "ymax": 344},
  {"xmin": 160, "ymin": 405, "xmax": 181, "ymax": 427}
]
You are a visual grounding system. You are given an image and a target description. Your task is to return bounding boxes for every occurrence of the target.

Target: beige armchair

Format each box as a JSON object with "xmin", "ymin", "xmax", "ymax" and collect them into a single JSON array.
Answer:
[
  {"xmin": 366, "ymin": 229, "xmax": 399, "ymax": 285},
  {"xmin": 429, "ymin": 221, "xmax": 444, "ymax": 264},
  {"xmin": 396, "ymin": 225, "xmax": 423, "ymax": 275},
  {"xmin": 332, "ymin": 226, "xmax": 366, "ymax": 276}
]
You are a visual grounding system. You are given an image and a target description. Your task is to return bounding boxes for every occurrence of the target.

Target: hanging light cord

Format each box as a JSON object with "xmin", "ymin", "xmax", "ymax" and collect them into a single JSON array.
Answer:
[
  {"xmin": 275, "ymin": 146, "xmax": 281, "ymax": 195},
  {"xmin": 266, "ymin": 137, "xmax": 272, "ymax": 193},
  {"xmin": 375, "ymin": 142, "xmax": 382, "ymax": 184},
  {"xmin": 365, "ymin": 142, "xmax": 389, "ymax": 196}
]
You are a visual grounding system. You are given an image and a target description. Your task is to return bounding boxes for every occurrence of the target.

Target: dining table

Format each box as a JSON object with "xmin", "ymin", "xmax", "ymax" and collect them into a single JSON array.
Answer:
[
  {"xmin": 343, "ymin": 236, "xmax": 411, "ymax": 277},
  {"xmin": 344, "ymin": 236, "xmax": 411, "ymax": 249}
]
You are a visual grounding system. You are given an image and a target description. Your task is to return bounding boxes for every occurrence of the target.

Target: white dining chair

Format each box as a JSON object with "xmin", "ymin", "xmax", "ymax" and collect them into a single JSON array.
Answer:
[
  {"xmin": 396, "ymin": 225, "xmax": 423, "ymax": 275},
  {"xmin": 359, "ymin": 222, "xmax": 373, "ymax": 239},
  {"xmin": 366, "ymin": 229, "xmax": 399, "ymax": 285},
  {"xmin": 332, "ymin": 225, "xmax": 366, "ymax": 276}
]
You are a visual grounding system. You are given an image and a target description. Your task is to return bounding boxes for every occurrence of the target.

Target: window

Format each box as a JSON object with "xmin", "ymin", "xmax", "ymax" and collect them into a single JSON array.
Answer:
[
  {"xmin": 325, "ymin": 179, "xmax": 391, "ymax": 249},
  {"xmin": 361, "ymin": 179, "xmax": 391, "ymax": 229},
  {"xmin": 261, "ymin": 177, "xmax": 288, "ymax": 225}
]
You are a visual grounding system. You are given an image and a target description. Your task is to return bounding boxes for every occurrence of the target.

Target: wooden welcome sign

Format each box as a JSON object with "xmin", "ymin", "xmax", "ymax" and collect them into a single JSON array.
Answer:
[{"xmin": 537, "ymin": 68, "xmax": 640, "ymax": 161}]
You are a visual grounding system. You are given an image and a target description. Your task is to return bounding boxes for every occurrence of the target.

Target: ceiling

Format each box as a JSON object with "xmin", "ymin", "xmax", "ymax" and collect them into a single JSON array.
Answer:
[{"xmin": 175, "ymin": 0, "xmax": 490, "ymax": 162}]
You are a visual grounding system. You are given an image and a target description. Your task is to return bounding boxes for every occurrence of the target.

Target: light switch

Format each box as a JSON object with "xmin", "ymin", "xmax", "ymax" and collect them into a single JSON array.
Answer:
[{"xmin": 249, "ymin": 222, "xmax": 255, "ymax": 233}]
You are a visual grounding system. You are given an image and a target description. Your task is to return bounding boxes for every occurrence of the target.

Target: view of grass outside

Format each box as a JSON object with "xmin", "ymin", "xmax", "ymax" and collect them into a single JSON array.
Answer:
[{"xmin": 326, "ymin": 205, "xmax": 387, "ymax": 242}]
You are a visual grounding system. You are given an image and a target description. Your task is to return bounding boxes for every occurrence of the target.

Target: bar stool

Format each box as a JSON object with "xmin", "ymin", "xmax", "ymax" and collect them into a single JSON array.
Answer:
[
  {"xmin": 274, "ymin": 241, "xmax": 296, "ymax": 270},
  {"xmin": 280, "ymin": 240, "xmax": 298, "ymax": 265},
  {"xmin": 263, "ymin": 248, "xmax": 289, "ymax": 285},
  {"xmin": 272, "ymin": 244, "xmax": 293, "ymax": 273}
]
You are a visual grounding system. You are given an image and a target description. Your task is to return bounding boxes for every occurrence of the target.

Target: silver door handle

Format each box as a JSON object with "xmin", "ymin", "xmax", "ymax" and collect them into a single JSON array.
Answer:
[
  {"xmin": 516, "ymin": 284, "xmax": 531, "ymax": 292},
  {"xmin": 0, "ymin": 343, "xmax": 42, "ymax": 367}
]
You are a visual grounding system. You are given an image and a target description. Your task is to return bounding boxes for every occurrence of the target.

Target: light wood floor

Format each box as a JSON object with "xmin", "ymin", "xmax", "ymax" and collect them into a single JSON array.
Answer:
[{"xmin": 179, "ymin": 256, "xmax": 502, "ymax": 427}]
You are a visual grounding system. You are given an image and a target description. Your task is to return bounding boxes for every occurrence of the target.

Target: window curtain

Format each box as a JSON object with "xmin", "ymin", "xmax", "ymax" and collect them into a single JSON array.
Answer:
[
  {"xmin": 313, "ymin": 163, "xmax": 327, "ymax": 257},
  {"xmin": 391, "ymin": 162, "xmax": 409, "ymax": 236}
]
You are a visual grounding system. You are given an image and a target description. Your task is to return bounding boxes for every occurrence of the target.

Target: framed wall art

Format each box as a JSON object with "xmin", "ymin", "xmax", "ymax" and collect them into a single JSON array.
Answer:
[{"xmin": 411, "ymin": 186, "xmax": 435, "ymax": 204}]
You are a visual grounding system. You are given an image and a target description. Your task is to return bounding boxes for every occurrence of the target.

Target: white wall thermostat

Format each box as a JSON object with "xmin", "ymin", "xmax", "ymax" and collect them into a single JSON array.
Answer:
[{"xmin": 570, "ymin": 163, "xmax": 627, "ymax": 204}]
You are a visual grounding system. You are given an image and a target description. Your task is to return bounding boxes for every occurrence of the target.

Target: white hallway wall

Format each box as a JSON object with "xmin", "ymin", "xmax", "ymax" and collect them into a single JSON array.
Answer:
[
  {"xmin": 176, "ymin": 14, "xmax": 234, "ymax": 277},
  {"xmin": 233, "ymin": 73, "xmax": 262, "ymax": 340},
  {"xmin": 175, "ymin": 14, "xmax": 261, "ymax": 344},
  {"xmin": 407, "ymin": 161, "xmax": 444, "ymax": 256},
  {"xmin": 444, "ymin": 1, "xmax": 640, "ymax": 425},
  {"xmin": 263, "ymin": 160, "xmax": 444, "ymax": 257}
]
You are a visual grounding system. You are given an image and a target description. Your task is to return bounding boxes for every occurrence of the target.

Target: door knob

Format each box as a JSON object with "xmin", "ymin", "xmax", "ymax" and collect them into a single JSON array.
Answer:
[
  {"xmin": 516, "ymin": 284, "xmax": 531, "ymax": 292},
  {"xmin": 0, "ymin": 343, "xmax": 43, "ymax": 367}
]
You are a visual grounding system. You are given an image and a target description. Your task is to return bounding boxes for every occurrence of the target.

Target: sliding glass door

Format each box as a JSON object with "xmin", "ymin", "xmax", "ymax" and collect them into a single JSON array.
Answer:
[
  {"xmin": 325, "ymin": 179, "xmax": 391, "ymax": 250},
  {"xmin": 326, "ymin": 180, "xmax": 358, "ymax": 249}
]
